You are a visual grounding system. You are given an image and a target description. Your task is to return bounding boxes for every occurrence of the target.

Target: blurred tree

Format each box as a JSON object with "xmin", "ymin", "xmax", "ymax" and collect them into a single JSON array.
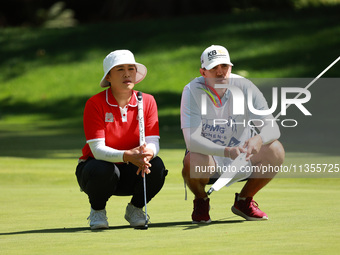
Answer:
[
  {"xmin": 37, "ymin": 1, "xmax": 77, "ymax": 28},
  {"xmin": 0, "ymin": 0, "xmax": 339, "ymax": 27}
]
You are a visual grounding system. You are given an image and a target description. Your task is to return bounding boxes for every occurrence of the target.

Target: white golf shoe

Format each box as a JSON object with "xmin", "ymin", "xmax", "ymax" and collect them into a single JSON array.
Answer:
[
  {"xmin": 124, "ymin": 203, "xmax": 148, "ymax": 227},
  {"xmin": 87, "ymin": 208, "xmax": 109, "ymax": 230}
]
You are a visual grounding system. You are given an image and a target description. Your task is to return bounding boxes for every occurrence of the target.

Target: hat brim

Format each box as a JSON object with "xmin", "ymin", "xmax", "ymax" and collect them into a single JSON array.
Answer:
[
  {"xmin": 100, "ymin": 62, "xmax": 147, "ymax": 88},
  {"xmin": 204, "ymin": 59, "xmax": 233, "ymax": 70}
]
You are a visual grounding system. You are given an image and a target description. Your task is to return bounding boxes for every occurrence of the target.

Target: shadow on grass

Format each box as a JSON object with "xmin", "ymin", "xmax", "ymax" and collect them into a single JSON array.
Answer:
[
  {"xmin": 1, "ymin": 7, "xmax": 340, "ymax": 84},
  {"xmin": 0, "ymin": 219, "xmax": 244, "ymax": 235},
  {"xmin": 152, "ymin": 219, "xmax": 245, "ymax": 231}
]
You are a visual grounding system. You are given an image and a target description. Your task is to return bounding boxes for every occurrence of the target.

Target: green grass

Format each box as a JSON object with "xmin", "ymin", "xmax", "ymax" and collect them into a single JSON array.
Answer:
[
  {"xmin": 1, "ymin": 7, "xmax": 340, "ymax": 255},
  {"xmin": 1, "ymin": 152, "xmax": 340, "ymax": 254}
]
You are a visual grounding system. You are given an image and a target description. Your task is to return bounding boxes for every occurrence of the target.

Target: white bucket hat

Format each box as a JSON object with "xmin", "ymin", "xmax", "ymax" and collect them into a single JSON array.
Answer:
[
  {"xmin": 100, "ymin": 50, "xmax": 147, "ymax": 87},
  {"xmin": 200, "ymin": 45, "xmax": 233, "ymax": 70}
]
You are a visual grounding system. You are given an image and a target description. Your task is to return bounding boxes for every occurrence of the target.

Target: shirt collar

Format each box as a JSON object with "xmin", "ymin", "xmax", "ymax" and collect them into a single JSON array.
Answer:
[{"xmin": 106, "ymin": 89, "xmax": 138, "ymax": 107}]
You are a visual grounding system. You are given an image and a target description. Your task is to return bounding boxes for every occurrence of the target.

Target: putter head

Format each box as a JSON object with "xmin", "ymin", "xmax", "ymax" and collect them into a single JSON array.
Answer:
[{"xmin": 134, "ymin": 219, "xmax": 149, "ymax": 230}]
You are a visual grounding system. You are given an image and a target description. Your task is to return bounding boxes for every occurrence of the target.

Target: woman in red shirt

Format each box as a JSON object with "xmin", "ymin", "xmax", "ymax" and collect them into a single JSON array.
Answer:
[{"xmin": 76, "ymin": 50, "xmax": 167, "ymax": 229}]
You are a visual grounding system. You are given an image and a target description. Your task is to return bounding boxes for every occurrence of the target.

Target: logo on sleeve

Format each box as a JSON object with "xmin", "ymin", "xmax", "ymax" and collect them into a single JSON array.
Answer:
[{"xmin": 105, "ymin": 112, "xmax": 114, "ymax": 122}]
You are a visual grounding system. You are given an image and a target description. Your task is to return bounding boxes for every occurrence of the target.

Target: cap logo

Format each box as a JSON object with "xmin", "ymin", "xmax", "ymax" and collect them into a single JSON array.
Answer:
[{"xmin": 207, "ymin": 49, "xmax": 227, "ymax": 61}]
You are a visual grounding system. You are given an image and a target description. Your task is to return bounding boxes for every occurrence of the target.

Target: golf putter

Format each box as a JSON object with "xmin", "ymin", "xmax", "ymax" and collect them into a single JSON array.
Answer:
[{"xmin": 136, "ymin": 91, "xmax": 149, "ymax": 230}]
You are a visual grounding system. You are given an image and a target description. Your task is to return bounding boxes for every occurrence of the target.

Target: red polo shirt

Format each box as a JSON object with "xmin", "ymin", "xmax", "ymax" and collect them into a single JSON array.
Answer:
[{"xmin": 79, "ymin": 89, "xmax": 159, "ymax": 161}]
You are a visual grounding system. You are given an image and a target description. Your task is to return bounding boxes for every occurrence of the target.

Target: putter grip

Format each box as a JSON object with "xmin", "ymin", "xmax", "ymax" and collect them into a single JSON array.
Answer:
[
  {"xmin": 137, "ymin": 91, "xmax": 145, "ymax": 146},
  {"xmin": 137, "ymin": 91, "xmax": 142, "ymax": 101}
]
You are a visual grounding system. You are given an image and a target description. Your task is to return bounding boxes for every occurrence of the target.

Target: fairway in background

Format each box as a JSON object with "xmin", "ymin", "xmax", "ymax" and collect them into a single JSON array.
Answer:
[{"xmin": 1, "ymin": 6, "xmax": 340, "ymax": 255}]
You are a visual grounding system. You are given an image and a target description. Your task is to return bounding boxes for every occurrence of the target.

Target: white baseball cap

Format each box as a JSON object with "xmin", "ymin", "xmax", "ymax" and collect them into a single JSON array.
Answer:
[
  {"xmin": 100, "ymin": 50, "xmax": 147, "ymax": 87},
  {"xmin": 200, "ymin": 45, "xmax": 233, "ymax": 70}
]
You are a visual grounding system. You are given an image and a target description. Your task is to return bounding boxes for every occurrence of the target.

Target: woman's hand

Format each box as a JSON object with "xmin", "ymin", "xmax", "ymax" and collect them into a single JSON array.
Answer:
[{"xmin": 123, "ymin": 144, "xmax": 154, "ymax": 177}]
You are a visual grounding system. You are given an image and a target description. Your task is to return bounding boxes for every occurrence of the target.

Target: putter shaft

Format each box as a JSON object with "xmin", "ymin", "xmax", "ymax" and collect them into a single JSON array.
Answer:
[{"xmin": 142, "ymin": 175, "xmax": 148, "ymax": 225}]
